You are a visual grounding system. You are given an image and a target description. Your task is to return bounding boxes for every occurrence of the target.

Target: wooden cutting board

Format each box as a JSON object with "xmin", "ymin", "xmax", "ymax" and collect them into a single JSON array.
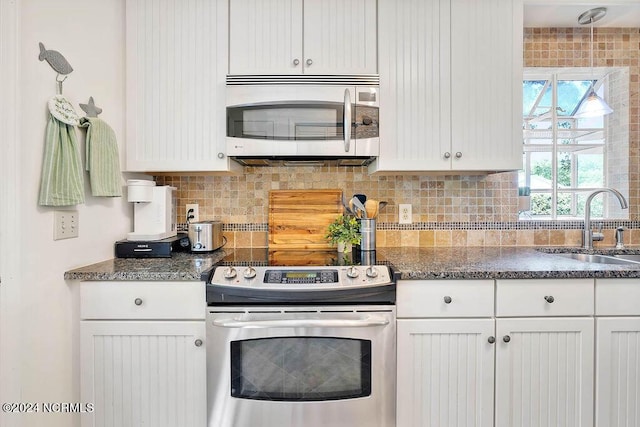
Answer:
[{"xmin": 269, "ymin": 189, "xmax": 343, "ymax": 249}]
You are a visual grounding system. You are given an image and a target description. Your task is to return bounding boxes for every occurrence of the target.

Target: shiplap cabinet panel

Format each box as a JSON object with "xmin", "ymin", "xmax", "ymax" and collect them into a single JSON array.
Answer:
[
  {"xmin": 125, "ymin": 0, "xmax": 240, "ymax": 172},
  {"xmin": 397, "ymin": 319, "xmax": 495, "ymax": 427},
  {"xmin": 495, "ymin": 318, "xmax": 594, "ymax": 427},
  {"xmin": 371, "ymin": 0, "xmax": 523, "ymax": 173},
  {"xmin": 596, "ymin": 318, "xmax": 640, "ymax": 427},
  {"xmin": 229, "ymin": 0, "xmax": 377, "ymax": 75},
  {"xmin": 80, "ymin": 321, "xmax": 206, "ymax": 427}
]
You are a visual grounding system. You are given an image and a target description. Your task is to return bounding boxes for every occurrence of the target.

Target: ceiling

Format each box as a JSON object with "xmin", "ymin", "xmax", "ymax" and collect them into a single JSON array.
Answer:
[{"xmin": 524, "ymin": 2, "xmax": 640, "ymax": 27}]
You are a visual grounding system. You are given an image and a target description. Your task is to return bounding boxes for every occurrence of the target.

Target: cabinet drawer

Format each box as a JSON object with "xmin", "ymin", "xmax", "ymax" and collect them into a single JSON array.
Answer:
[
  {"xmin": 496, "ymin": 279, "xmax": 594, "ymax": 317},
  {"xmin": 596, "ymin": 278, "xmax": 640, "ymax": 315},
  {"xmin": 397, "ymin": 280, "xmax": 494, "ymax": 318},
  {"xmin": 81, "ymin": 281, "xmax": 205, "ymax": 320}
]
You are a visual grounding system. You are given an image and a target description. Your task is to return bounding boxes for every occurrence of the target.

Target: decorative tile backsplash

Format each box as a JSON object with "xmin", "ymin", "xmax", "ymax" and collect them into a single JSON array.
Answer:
[{"xmin": 157, "ymin": 27, "xmax": 640, "ymax": 249}]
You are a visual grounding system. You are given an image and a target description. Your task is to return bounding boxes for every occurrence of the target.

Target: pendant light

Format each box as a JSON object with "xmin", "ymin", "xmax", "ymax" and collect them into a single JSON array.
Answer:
[{"xmin": 575, "ymin": 7, "xmax": 613, "ymax": 118}]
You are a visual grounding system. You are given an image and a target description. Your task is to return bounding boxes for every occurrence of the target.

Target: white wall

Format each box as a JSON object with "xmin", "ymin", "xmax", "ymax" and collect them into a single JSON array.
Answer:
[{"xmin": 1, "ymin": 1, "xmax": 130, "ymax": 426}]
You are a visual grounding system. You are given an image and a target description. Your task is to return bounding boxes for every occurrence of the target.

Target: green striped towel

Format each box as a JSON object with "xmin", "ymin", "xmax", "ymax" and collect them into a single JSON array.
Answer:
[
  {"xmin": 38, "ymin": 114, "xmax": 85, "ymax": 206},
  {"xmin": 79, "ymin": 117, "xmax": 122, "ymax": 197}
]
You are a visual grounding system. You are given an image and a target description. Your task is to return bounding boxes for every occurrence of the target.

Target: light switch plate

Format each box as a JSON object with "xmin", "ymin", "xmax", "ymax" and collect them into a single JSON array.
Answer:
[
  {"xmin": 54, "ymin": 211, "xmax": 79, "ymax": 240},
  {"xmin": 399, "ymin": 204, "xmax": 412, "ymax": 224}
]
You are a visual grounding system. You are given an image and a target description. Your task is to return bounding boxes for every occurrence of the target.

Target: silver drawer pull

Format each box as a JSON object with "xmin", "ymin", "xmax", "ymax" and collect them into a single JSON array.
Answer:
[
  {"xmin": 488, "ymin": 336, "xmax": 496, "ymax": 344},
  {"xmin": 503, "ymin": 335, "xmax": 511, "ymax": 343},
  {"xmin": 194, "ymin": 339, "xmax": 203, "ymax": 347},
  {"xmin": 134, "ymin": 298, "xmax": 143, "ymax": 306},
  {"xmin": 443, "ymin": 296, "xmax": 452, "ymax": 304},
  {"xmin": 544, "ymin": 295, "xmax": 555, "ymax": 303}
]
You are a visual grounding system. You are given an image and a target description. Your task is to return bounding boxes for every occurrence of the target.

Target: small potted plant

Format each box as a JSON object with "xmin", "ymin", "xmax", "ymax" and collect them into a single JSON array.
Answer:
[{"xmin": 325, "ymin": 214, "xmax": 361, "ymax": 253}]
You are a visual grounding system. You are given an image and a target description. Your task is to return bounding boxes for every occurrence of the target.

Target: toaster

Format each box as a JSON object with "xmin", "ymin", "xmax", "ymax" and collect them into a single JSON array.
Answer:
[{"xmin": 188, "ymin": 221, "xmax": 224, "ymax": 252}]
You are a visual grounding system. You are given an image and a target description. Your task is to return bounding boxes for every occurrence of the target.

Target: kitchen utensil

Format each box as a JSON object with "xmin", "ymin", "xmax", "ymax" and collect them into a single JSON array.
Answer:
[
  {"xmin": 342, "ymin": 194, "xmax": 355, "ymax": 216},
  {"xmin": 365, "ymin": 199, "xmax": 379, "ymax": 218},
  {"xmin": 351, "ymin": 197, "xmax": 367, "ymax": 218},
  {"xmin": 353, "ymin": 194, "xmax": 367, "ymax": 204}
]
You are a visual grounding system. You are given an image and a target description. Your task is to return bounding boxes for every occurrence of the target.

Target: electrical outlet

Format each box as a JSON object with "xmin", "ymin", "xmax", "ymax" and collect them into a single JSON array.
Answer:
[
  {"xmin": 398, "ymin": 204, "xmax": 412, "ymax": 224},
  {"xmin": 54, "ymin": 210, "xmax": 79, "ymax": 240},
  {"xmin": 186, "ymin": 203, "xmax": 199, "ymax": 223}
]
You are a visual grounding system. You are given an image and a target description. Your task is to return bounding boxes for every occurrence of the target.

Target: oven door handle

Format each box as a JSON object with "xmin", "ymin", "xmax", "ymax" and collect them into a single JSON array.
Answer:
[{"xmin": 212, "ymin": 317, "xmax": 389, "ymax": 329}]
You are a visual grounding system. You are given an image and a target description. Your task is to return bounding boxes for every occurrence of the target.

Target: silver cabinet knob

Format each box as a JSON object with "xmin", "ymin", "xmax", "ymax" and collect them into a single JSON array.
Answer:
[
  {"xmin": 544, "ymin": 295, "xmax": 555, "ymax": 303},
  {"xmin": 365, "ymin": 266, "xmax": 378, "ymax": 278},
  {"xmin": 346, "ymin": 266, "xmax": 359, "ymax": 278},
  {"xmin": 306, "ymin": 58, "xmax": 313, "ymax": 66},
  {"xmin": 443, "ymin": 296, "xmax": 452, "ymax": 304},
  {"xmin": 243, "ymin": 267, "xmax": 257, "ymax": 279},
  {"xmin": 217, "ymin": 152, "xmax": 224, "ymax": 159},
  {"xmin": 455, "ymin": 151, "xmax": 462, "ymax": 158},
  {"xmin": 488, "ymin": 336, "xmax": 496, "ymax": 344},
  {"xmin": 293, "ymin": 58, "xmax": 300, "ymax": 66},
  {"xmin": 444, "ymin": 152, "xmax": 451, "ymax": 159},
  {"xmin": 194, "ymin": 339, "xmax": 203, "ymax": 347},
  {"xmin": 134, "ymin": 298, "xmax": 143, "ymax": 306},
  {"xmin": 223, "ymin": 267, "xmax": 237, "ymax": 279},
  {"xmin": 503, "ymin": 335, "xmax": 511, "ymax": 343}
]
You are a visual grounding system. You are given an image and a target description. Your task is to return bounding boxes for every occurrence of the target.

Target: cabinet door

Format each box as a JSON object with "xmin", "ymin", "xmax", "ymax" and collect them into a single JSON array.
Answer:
[
  {"xmin": 373, "ymin": 0, "xmax": 451, "ymax": 172},
  {"xmin": 449, "ymin": 0, "xmax": 523, "ymax": 171},
  {"xmin": 495, "ymin": 318, "xmax": 594, "ymax": 427},
  {"xmin": 229, "ymin": 0, "xmax": 303, "ymax": 75},
  {"xmin": 595, "ymin": 317, "xmax": 640, "ymax": 427},
  {"xmin": 303, "ymin": 0, "xmax": 377, "ymax": 75},
  {"xmin": 397, "ymin": 319, "xmax": 495, "ymax": 427},
  {"xmin": 371, "ymin": 0, "xmax": 523, "ymax": 174},
  {"xmin": 81, "ymin": 321, "xmax": 206, "ymax": 427},
  {"xmin": 126, "ymin": 0, "xmax": 240, "ymax": 172}
]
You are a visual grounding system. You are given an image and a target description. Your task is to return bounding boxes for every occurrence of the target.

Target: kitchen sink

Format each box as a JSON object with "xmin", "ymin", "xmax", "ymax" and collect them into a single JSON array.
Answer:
[
  {"xmin": 551, "ymin": 253, "xmax": 638, "ymax": 265},
  {"xmin": 609, "ymin": 254, "xmax": 640, "ymax": 263}
]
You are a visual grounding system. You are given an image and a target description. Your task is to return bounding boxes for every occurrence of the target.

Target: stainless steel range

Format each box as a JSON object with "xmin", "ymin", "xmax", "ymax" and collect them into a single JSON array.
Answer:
[{"xmin": 206, "ymin": 250, "xmax": 396, "ymax": 427}]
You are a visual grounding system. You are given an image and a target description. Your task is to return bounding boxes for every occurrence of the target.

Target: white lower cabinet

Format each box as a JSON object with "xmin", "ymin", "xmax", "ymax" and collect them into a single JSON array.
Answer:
[
  {"xmin": 396, "ymin": 280, "xmax": 495, "ymax": 427},
  {"xmin": 494, "ymin": 317, "xmax": 594, "ymax": 427},
  {"xmin": 397, "ymin": 278, "xmax": 598, "ymax": 427},
  {"xmin": 595, "ymin": 279, "xmax": 640, "ymax": 427},
  {"xmin": 397, "ymin": 318, "xmax": 495, "ymax": 427},
  {"xmin": 80, "ymin": 282, "xmax": 206, "ymax": 427}
]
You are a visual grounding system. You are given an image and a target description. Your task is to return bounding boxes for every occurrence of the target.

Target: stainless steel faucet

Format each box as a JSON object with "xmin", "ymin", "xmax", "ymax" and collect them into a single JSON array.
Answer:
[{"xmin": 582, "ymin": 188, "xmax": 628, "ymax": 249}]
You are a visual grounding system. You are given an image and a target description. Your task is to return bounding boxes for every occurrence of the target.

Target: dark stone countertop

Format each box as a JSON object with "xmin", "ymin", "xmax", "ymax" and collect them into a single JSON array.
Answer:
[{"xmin": 64, "ymin": 246, "xmax": 640, "ymax": 282}]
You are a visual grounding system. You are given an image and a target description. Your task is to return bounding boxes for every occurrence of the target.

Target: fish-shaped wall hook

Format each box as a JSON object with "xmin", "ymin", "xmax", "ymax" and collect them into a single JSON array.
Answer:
[{"xmin": 38, "ymin": 42, "xmax": 73, "ymax": 75}]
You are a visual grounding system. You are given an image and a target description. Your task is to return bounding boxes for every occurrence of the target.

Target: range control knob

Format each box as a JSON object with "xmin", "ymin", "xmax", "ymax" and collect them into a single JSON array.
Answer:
[
  {"xmin": 194, "ymin": 242, "xmax": 203, "ymax": 249},
  {"xmin": 365, "ymin": 266, "xmax": 378, "ymax": 278},
  {"xmin": 243, "ymin": 267, "xmax": 257, "ymax": 279},
  {"xmin": 346, "ymin": 266, "xmax": 359, "ymax": 278},
  {"xmin": 223, "ymin": 267, "xmax": 237, "ymax": 279}
]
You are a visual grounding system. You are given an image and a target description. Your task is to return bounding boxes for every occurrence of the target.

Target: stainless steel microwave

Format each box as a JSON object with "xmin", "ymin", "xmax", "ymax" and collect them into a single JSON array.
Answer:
[{"xmin": 226, "ymin": 85, "xmax": 379, "ymax": 162}]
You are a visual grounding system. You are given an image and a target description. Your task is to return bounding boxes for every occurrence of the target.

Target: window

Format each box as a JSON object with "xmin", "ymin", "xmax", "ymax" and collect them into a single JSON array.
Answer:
[{"xmin": 520, "ymin": 68, "xmax": 629, "ymax": 220}]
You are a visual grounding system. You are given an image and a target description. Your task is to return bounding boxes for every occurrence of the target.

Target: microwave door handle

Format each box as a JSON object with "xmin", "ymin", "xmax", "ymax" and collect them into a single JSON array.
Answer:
[
  {"xmin": 212, "ymin": 317, "xmax": 389, "ymax": 329},
  {"xmin": 343, "ymin": 88, "xmax": 352, "ymax": 153}
]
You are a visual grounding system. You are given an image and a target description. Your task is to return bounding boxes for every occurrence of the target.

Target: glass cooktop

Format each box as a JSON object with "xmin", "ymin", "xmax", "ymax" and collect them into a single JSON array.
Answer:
[{"xmin": 218, "ymin": 248, "xmax": 387, "ymax": 267}]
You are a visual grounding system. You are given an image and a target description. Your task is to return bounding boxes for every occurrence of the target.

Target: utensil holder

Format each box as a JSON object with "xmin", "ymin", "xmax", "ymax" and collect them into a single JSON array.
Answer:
[{"xmin": 358, "ymin": 218, "xmax": 376, "ymax": 251}]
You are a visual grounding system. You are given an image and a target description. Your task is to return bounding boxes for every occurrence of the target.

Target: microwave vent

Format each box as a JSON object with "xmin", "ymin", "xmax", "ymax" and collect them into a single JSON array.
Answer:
[{"xmin": 226, "ymin": 74, "xmax": 380, "ymax": 86}]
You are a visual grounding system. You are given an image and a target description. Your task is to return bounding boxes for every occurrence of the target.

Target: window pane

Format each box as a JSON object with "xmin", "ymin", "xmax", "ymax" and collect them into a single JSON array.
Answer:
[
  {"xmin": 557, "ymin": 80, "xmax": 592, "ymax": 116},
  {"xmin": 556, "ymin": 192, "xmax": 574, "ymax": 216},
  {"xmin": 529, "ymin": 152, "xmax": 553, "ymax": 190},
  {"xmin": 523, "ymin": 80, "xmax": 548, "ymax": 116},
  {"xmin": 530, "ymin": 193, "xmax": 552, "ymax": 216}
]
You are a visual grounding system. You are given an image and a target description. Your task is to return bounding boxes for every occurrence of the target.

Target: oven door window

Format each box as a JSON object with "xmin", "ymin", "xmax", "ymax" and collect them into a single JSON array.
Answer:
[
  {"xmin": 227, "ymin": 102, "xmax": 345, "ymax": 141},
  {"xmin": 230, "ymin": 337, "xmax": 371, "ymax": 401}
]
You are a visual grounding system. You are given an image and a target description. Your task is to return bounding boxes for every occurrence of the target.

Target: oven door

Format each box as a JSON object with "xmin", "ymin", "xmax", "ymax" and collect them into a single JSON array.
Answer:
[{"xmin": 207, "ymin": 306, "xmax": 395, "ymax": 427}]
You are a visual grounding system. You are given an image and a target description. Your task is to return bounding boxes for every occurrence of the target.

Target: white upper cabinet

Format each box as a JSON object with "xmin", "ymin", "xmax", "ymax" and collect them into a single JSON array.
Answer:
[
  {"xmin": 370, "ymin": 0, "xmax": 523, "ymax": 173},
  {"xmin": 229, "ymin": 0, "xmax": 377, "ymax": 75},
  {"xmin": 125, "ymin": 0, "xmax": 241, "ymax": 173}
]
